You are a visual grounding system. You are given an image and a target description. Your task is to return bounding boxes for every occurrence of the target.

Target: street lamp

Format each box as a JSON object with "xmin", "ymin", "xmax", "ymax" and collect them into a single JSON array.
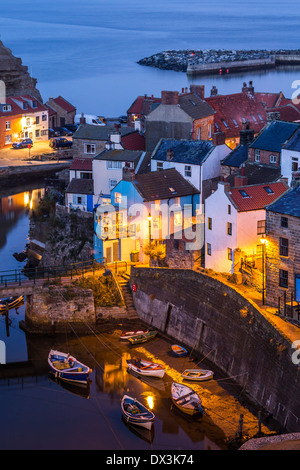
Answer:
[
  {"xmin": 147, "ymin": 213, "xmax": 152, "ymax": 244},
  {"xmin": 260, "ymin": 236, "xmax": 267, "ymax": 305}
]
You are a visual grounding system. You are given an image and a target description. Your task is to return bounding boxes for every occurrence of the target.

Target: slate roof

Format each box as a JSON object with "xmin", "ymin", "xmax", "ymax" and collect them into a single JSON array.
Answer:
[
  {"xmin": 178, "ymin": 92, "xmax": 215, "ymax": 120},
  {"xmin": 151, "ymin": 138, "xmax": 215, "ymax": 165},
  {"xmin": 132, "ymin": 168, "xmax": 200, "ymax": 202},
  {"xmin": 282, "ymin": 127, "xmax": 300, "ymax": 152},
  {"xmin": 266, "ymin": 185, "xmax": 300, "ymax": 218},
  {"xmin": 94, "ymin": 149, "xmax": 143, "ymax": 165},
  {"xmin": 228, "ymin": 181, "xmax": 288, "ymax": 212},
  {"xmin": 66, "ymin": 178, "xmax": 94, "ymax": 195},
  {"xmin": 221, "ymin": 145, "xmax": 249, "ymax": 168},
  {"xmin": 225, "ymin": 161, "xmax": 281, "ymax": 187},
  {"xmin": 249, "ymin": 120, "xmax": 300, "ymax": 152},
  {"xmin": 73, "ymin": 124, "xmax": 135, "ymax": 140}
]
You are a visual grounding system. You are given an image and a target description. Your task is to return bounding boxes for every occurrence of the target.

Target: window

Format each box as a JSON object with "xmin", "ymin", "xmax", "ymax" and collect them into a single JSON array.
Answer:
[
  {"xmin": 107, "ymin": 160, "xmax": 122, "ymax": 169},
  {"xmin": 26, "ymin": 117, "xmax": 31, "ymax": 126},
  {"xmin": 269, "ymin": 155, "xmax": 277, "ymax": 164},
  {"xmin": 174, "ymin": 211, "xmax": 182, "ymax": 226},
  {"xmin": 227, "ymin": 222, "xmax": 232, "ymax": 235},
  {"xmin": 208, "ymin": 123, "xmax": 212, "ymax": 138},
  {"xmin": 32, "ymin": 101, "xmax": 37, "ymax": 108},
  {"xmin": 156, "ymin": 161, "xmax": 163, "ymax": 171},
  {"xmin": 264, "ymin": 186, "xmax": 274, "ymax": 194},
  {"xmin": 239, "ymin": 189, "xmax": 250, "ymax": 198},
  {"xmin": 36, "ymin": 116, "xmax": 40, "ymax": 125},
  {"xmin": 109, "ymin": 179, "xmax": 118, "ymax": 189},
  {"xmin": 257, "ymin": 220, "xmax": 266, "ymax": 235},
  {"xmin": 281, "ymin": 216, "xmax": 288, "ymax": 228},
  {"xmin": 42, "ymin": 114, "xmax": 47, "ymax": 121},
  {"xmin": 255, "ymin": 149, "xmax": 260, "ymax": 162},
  {"xmin": 279, "ymin": 269, "xmax": 288, "ymax": 288},
  {"xmin": 35, "ymin": 129, "xmax": 40, "ymax": 137},
  {"xmin": 227, "ymin": 248, "xmax": 233, "ymax": 260},
  {"xmin": 207, "ymin": 243, "xmax": 211, "ymax": 256},
  {"xmin": 185, "ymin": 165, "xmax": 192, "ymax": 177},
  {"xmin": 84, "ymin": 143, "xmax": 96, "ymax": 154},
  {"xmin": 5, "ymin": 121, "xmax": 11, "ymax": 130},
  {"xmin": 5, "ymin": 134, "xmax": 12, "ymax": 144},
  {"xmin": 80, "ymin": 172, "xmax": 92, "ymax": 179},
  {"xmin": 23, "ymin": 102, "xmax": 28, "ymax": 110},
  {"xmin": 2, "ymin": 105, "xmax": 11, "ymax": 112},
  {"xmin": 228, "ymin": 204, "xmax": 231, "ymax": 215},
  {"xmin": 292, "ymin": 157, "xmax": 299, "ymax": 172},
  {"xmin": 197, "ymin": 127, "xmax": 201, "ymax": 140},
  {"xmin": 208, "ymin": 217, "xmax": 212, "ymax": 230},
  {"xmin": 279, "ymin": 237, "xmax": 289, "ymax": 257},
  {"xmin": 114, "ymin": 192, "xmax": 122, "ymax": 203}
]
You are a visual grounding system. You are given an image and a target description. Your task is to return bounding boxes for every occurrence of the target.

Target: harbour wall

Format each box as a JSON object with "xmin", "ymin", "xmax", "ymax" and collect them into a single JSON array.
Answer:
[
  {"xmin": 130, "ymin": 267, "xmax": 300, "ymax": 433},
  {"xmin": 187, "ymin": 57, "xmax": 276, "ymax": 76}
]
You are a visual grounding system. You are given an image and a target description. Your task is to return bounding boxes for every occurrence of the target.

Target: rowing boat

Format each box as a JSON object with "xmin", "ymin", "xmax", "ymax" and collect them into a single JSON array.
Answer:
[
  {"xmin": 127, "ymin": 358, "xmax": 165, "ymax": 378},
  {"xmin": 181, "ymin": 368, "xmax": 214, "ymax": 381},
  {"xmin": 171, "ymin": 344, "xmax": 188, "ymax": 357},
  {"xmin": 171, "ymin": 382, "xmax": 203, "ymax": 416},
  {"xmin": 121, "ymin": 395, "xmax": 155, "ymax": 429},
  {"xmin": 127, "ymin": 330, "xmax": 157, "ymax": 345},
  {"xmin": 48, "ymin": 349, "xmax": 92, "ymax": 385},
  {"xmin": 0, "ymin": 295, "xmax": 24, "ymax": 312},
  {"xmin": 120, "ymin": 328, "xmax": 149, "ymax": 340}
]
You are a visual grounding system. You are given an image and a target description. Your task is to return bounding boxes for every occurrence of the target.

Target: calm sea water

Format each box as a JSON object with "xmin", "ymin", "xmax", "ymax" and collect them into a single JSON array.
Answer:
[{"xmin": 0, "ymin": 0, "xmax": 300, "ymax": 115}]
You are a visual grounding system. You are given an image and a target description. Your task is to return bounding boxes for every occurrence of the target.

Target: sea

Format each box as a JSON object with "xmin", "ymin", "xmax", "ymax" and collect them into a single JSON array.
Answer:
[{"xmin": 0, "ymin": 0, "xmax": 300, "ymax": 116}]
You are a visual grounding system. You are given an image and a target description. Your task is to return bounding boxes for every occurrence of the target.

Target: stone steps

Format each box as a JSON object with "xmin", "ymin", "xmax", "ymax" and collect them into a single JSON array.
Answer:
[{"xmin": 117, "ymin": 274, "xmax": 138, "ymax": 319}]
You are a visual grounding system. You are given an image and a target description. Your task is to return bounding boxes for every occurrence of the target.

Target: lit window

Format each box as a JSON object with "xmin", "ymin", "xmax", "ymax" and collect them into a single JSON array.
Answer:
[
  {"xmin": 114, "ymin": 192, "xmax": 122, "ymax": 203},
  {"xmin": 257, "ymin": 220, "xmax": 266, "ymax": 235}
]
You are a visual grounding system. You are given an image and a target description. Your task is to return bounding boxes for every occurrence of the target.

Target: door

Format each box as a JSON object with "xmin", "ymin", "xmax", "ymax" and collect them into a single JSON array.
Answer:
[
  {"xmin": 113, "ymin": 242, "xmax": 119, "ymax": 262},
  {"xmin": 106, "ymin": 247, "xmax": 112, "ymax": 263}
]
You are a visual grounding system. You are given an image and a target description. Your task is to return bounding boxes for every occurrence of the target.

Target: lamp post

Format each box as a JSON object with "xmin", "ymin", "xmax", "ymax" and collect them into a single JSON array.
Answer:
[
  {"xmin": 260, "ymin": 236, "xmax": 267, "ymax": 305},
  {"xmin": 147, "ymin": 213, "xmax": 152, "ymax": 245}
]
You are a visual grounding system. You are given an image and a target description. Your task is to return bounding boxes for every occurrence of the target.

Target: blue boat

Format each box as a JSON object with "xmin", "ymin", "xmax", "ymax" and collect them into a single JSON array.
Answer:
[
  {"xmin": 171, "ymin": 344, "xmax": 188, "ymax": 357},
  {"xmin": 121, "ymin": 395, "xmax": 155, "ymax": 430},
  {"xmin": 48, "ymin": 349, "xmax": 92, "ymax": 385}
]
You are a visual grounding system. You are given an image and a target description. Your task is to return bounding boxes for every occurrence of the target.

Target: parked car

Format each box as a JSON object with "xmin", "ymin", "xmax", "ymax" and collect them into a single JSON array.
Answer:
[
  {"xmin": 48, "ymin": 128, "xmax": 55, "ymax": 138},
  {"xmin": 60, "ymin": 127, "xmax": 73, "ymax": 136},
  {"xmin": 64, "ymin": 124, "xmax": 79, "ymax": 133},
  {"xmin": 49, "ymin": 137, "xmax": 73, "ymax": 149},
  {"xmin": 119, "ymin": 115, "xmax": 127, "ymax": 123},
  {"xmin": 12, "ymin": 138, "xmax": 33, "ymax": 149}
]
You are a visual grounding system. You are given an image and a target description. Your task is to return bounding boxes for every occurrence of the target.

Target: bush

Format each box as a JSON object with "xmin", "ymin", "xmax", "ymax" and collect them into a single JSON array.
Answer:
[{"xmin": 73, "ymin": 274, "xmax": 122, "ymax": 307}]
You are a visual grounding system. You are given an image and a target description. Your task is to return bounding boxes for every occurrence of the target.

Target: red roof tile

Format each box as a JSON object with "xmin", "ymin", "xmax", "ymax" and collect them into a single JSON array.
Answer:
[
  {"xmin": 228, "ymin": 182, "xmax": 288, "ymax": 212},
  {"xmin": 52, "ymin": 96, "xmax": 76, "ymax": 113},
  {"xmin": 121, "ymin": 131, "xmax": 145, "ymax": 150},
  {"xmin": 70, "ymin": 158, "xmax": 93, "ymax": 171},
  {"xmin": 0, "ymin": 95, "xmax": 47, "ymax": 117},
  {"xmin": 205, "ymin": 92, "xmax": 267, "ymax": 139},
  {"xmin": 127, "ymin": 95, "xmax": 161, "ymax": 115}
]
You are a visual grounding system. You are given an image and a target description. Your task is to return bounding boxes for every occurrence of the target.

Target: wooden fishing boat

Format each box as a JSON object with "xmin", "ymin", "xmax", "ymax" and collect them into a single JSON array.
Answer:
[
  {"xmin": 126, "ymin": 358, "xmax": 165, "ymax": 378},
  {"xmin": 181, "ymin": 368, "xmax": 214, "ymax": 381},
  {"xmin": 0, "ymin": 295, "xmax": 24, "ymax": 313},
  {"xmin": 127, "ymin": 329, "xmax": 157, "ymax": 345},
  {"xmin": 120, "ymin": 328, "xmax": 149, "ymax": 340},
  {"xmin": 48, "ymin": 349, "xmax": 92, "ymax": 385},
  {"xmin": 171, "ymin": 382, "xmax": 204, "ymax": 416},
  {"xmin": 121, "ymin": 395, "xmax": 155, "ymax": 429},
  {"xmin": 171, "ymin": 344, "xmax": 188, "ymax": 357}
]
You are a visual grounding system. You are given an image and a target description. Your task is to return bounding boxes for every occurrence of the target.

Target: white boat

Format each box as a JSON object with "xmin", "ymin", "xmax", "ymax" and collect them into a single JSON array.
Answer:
[
  {"xmin": 48, "ymin": 349, "xmax": 92, "ymax": 385},
  {"xmin": 171, "ymin": 382, "xmax": 204, "ymax": 416},
  {"xmin": 119, "ymin": 329, "xmax": 149, "ymax": 340},
  {"xmin": 126, "ymin": 358, "xmax": 165, "ymax": 378},
  {"xmin": 121, "ymin": 395, "xmax": 155, "ymax": 429},
  {"xmin": 181, "ymin": 368, "xmax": 214, "ymax": 381}
]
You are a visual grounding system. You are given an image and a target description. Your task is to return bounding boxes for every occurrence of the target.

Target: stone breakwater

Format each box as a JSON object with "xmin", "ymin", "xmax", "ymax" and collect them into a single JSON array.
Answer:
[{"xmin": 138, "ymin": 49, "xmax": 300, "ymax": 74}]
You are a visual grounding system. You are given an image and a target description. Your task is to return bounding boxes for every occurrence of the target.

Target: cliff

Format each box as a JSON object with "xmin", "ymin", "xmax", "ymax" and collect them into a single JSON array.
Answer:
[{"xmin": 0, "ymin": 40, "xmax": 42, "ymax": 101}]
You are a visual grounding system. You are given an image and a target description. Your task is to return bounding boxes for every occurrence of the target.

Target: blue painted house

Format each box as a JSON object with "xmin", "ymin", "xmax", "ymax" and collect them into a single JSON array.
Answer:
[{"xmin": 94, "ymin": 167, "xmax": 200, "ymax": 264}]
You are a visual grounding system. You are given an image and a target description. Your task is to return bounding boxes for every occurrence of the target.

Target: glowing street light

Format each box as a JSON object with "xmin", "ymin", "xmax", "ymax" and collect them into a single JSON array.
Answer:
[{"xmin": 260, "ymin": 235, "xmax": 267, "ymax": 305}]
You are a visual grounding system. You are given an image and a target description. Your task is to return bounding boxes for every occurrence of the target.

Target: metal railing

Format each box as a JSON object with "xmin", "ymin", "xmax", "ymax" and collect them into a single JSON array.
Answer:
[{"xmin": 0, "ymin": 257, "xmax": 107, "ymax": 288}]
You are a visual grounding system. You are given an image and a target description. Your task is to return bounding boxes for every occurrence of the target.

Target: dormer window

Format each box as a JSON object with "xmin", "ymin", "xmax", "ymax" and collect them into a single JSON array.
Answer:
[
  {"xmin": 32, "ymin": 101, "xmax": 37, "ymax": 108},
  {"xmin": 264, "ymin": 186, "xmax": 274, "ymax": 194},
  {"xmin": 239, "ymin": 189, "xmax": 250, "ymax": 198},
  {"xmin": 2, "ymin": 104, "xmax": 11, "ymax": 112},
  {"xmin": 23, "ymin": 102, "xmax": 28, "ymax": 110}
]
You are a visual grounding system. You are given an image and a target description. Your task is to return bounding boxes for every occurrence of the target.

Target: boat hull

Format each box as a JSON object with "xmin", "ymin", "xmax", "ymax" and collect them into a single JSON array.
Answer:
[
  {"xmin": 181, "ymin": 369, "xmax": 214, "ymax": 381},
  {"xmin": 171, "ymin": 345, "xmax": 188, "ymax": 357},
  {"xmin": 48, "ymin": 350, "xmax": 91, "ymax": 385},
  {"xmin": 128, "ymin": 331, "xmax": 157, "ymax": 345},
  {"xmin": 121, "ymin": 395, "xmax": 155, "ymax": 429},
  {"xmin": 127, "ymin": 359, "xmax": 165, "ymax": 378},
  {"xmin": 171, "ymin": 382, "xmax": 203, "ymax": 416},
  {"xmin": 0, "ymin": 295, "xmax": 24, "ymax": 312}
]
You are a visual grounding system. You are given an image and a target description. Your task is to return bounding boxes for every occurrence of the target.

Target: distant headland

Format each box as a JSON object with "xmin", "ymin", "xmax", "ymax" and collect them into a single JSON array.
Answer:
[{"xmin": 138, "ymin": 49, "xmax": 300, "ymax": 76}]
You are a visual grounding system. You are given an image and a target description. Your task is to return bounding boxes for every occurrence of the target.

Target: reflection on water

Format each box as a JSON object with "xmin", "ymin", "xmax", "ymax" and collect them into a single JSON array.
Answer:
[
  {"xmin": 0, "ymin": 313, "xmax": 227, "ymax": 450},
  {"xmin": 0, "ymin": 186, "xmax": 45, "ymax": 271}
]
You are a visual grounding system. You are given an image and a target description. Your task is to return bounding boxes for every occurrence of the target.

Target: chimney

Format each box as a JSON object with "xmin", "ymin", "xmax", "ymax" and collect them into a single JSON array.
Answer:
[
  {"xmin": 190, "ymin": 84, "xmax": 205, "ymax": 99},
  {"xmin": 110, "ymin": 130, "xmax": 121, "ymax": 145},
  {"xmin": 248, "ymin": 80, "xmax": 254, "ymax": 95},
  {"xmin": 161, "ymin": 91, "xmax": 179, "ymax": 105},
  {"xmin": 210, "ymin": 85, "xmax": 218, "ymax": 96},
  {"xmin": 212, "ymin": 131, "xmax": 226, "ymax": 146},
  {"xmin": 80, "ymin": 112, "xmax": 86, "ymax": 125},
  {"xmin": 242, "ymin": 82, "xmax": 248, "ymax": 93},
  {"xmin": 234, "ymin": 166, "xmax": 248, "ymax": 187},
  {"xmin": 239, "ymin": 120, "xmax": 254, "ymax": 145},
  {"xmin": 166, "ymin": 148, "xmax": 174, "ymax": 161},
  {"xmin": 122, "ymin": 165, "xmax": 135, "ymax": 181}
]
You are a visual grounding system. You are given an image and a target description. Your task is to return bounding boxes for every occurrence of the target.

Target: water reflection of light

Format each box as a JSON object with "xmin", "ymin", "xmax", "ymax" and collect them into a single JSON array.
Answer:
[
  {"xmin": 146, "ymin": 395, "xmax": 154, "ymax": 410},
  {"xmin": 24, "ymin": 192, "xmax": 30, "ymax": 206}
]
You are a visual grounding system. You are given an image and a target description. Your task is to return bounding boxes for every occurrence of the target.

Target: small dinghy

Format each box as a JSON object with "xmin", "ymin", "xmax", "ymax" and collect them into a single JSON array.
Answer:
[
  {"xmin": 171, "ymin": 344, "xmax": 188, "ymax": 357},
  {"xmin": 171, "ymin": 382, "xmax": 204, "ymax": 416},
  {"xmin": 128, "ymin": 330, "xmax": 157, "ymax": 345},
  {"xmin": 126, "ymin": 358, "xmax": 165, "ymax": 378},
  {"xmin": 121, "ymin": 395, "xmax": 155, "ymax": 429},
  {"xmin": 120, "ymin": 329, "xmax": 149, "ymax": 340},
  {"xmin": 0, "ymin": 295, "xmax": 24, "ymax": 313},
  {"xmin": 48, "ymin": 349, "xmax": 92, "ymax": 385},
  {"xmin": 181, "ymin": 369, "xmax": 214, "ymax": 381}
]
